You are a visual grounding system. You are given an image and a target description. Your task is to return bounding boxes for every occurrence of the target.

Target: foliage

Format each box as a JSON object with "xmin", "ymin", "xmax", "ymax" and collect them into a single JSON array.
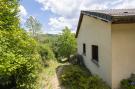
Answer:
[
  {"xmin": 25, "ymin": 16, "xmax": 42, "ymax": 37},
  {"xmin": 57, "ymin": 27, "xmax": 77, "ymax": 59},
  {"xmin": 47, "ymin": 34, "xmax": 59, "ymax": 58},
  {"xmin": 121, "ymin": 74, "xmax": 135, "ymax": 89},
  {"xmin": 36, "ymin": 33, "xmax": 59, "ymax": 59},
  {"xmin": 0, "ymin": 0, "xmax": 19, "ymax": 30},
  {"xmin": 0, "ymin": 0, "xmax": 42, "ymax": 89},
  {"xmin": 38, "ymin": 44, "xmax": 55, "ymax": 61},
  {"xmin": 0, "ymin": 30, "xmax": 41, "ymax": 89},
  {"xmin": 59, "ymin": 65, "xmax": 110, "ymax": 89}
]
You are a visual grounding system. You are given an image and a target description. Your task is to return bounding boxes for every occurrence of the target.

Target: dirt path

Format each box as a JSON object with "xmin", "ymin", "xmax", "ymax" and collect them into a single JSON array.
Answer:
[
  {"xmin": 42, "ymin": 71, "xmax": 61, "ymax": 89},
  {"xmin": 40, "ymin": 60, "xmax": 63, "ymax": 89},
  {"xmin": 41, "ymin": 71, "xmax": 60, "ymax": 89},
  {"xmin": 41, "ymin": 60, "xmax": 67, "ymax": 89},
  {"xmin": 50, "ymin": 73, "xmax": 60, "ymax": 89}
]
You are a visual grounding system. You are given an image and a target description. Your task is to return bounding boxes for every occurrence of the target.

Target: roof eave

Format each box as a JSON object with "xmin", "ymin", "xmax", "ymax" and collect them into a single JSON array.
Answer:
[
  {"xmin": 75, "ymin": 11, "xmax": 112, "ymax": 38},
  {"xmin": 112, "ymin": 15, "xmax": 135, "ymax": 24},
  {"xmin": 75, "ymin": 12, "xmax": 83, "ymax": 38},
  {"xmin": 75, "ymin": 11, "xmax": 135, "ymax": 38}
]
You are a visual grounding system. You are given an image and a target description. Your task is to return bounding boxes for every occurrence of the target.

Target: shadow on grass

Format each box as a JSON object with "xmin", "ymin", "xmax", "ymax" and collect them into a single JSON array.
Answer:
[
  {"xmin": 55, "ymin": 65, "xmax": 68, "ymax": 89},
  {"xmin": 55, "ymin": 65, "xmax": 91, "ymax": 89},
  {"xmin": 55, "ymin": 64, "xmax": 111, "ymax": 89}
]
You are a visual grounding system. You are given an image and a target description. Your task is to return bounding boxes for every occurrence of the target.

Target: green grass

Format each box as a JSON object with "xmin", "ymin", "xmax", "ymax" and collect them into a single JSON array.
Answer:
[
  {"xmin": 40, "ymin": 60, "xmax": 63, "ymax": 89},
  {"xmin": 58, "ymin": 65, "xmax": 110, "ymax": 89},
  {"xmin": 44, "ymin": 60, "xmax": 61, "ymax": 76}
]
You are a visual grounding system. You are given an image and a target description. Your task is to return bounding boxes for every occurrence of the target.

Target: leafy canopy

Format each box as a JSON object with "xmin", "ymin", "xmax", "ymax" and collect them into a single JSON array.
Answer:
[
  {"xmin": 0, "ymin": 0, "xmax": 19, "ymax": 30},
  {"xmin": 57, "ymin": 27, "xmax": 76, "ymax": 58},
  {"xmin": 0, "ymin": 0, "xmax": 41, "ymax": 89}
]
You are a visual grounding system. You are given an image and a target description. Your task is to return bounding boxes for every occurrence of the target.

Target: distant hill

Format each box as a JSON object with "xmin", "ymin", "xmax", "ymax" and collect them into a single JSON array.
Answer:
[{"xmin": 37, "ymin": 34, "xmax": 58, "ymax": 43}]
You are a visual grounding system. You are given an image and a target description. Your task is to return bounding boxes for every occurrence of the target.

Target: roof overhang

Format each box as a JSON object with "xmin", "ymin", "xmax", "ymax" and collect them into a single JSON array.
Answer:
[{"xmin": 75, "ymin": 10, "xmax": 135, "ymax": 38}]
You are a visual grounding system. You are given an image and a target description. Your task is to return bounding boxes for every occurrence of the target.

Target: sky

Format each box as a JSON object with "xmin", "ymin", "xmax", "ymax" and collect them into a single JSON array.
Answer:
[{"xmin": 19, "ymin": 0, "xmax": 135, "ymax": 34}]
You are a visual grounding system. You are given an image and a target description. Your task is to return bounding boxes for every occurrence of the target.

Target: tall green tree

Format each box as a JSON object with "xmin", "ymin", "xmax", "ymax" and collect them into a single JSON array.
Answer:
[
  {"xmin": 0, "ymin": 0, "xmax": 19, "ymax": 30},
  {"xmin": 0, "ymin": 0, "xmax": 41, "ymax": 89},
  {"xmin": 25, "ymin": 16, "xmax": 42, "ymax": 37},
  {"xmin": 57, "ymin": 27, "xmax": 76, "ymax": 60}
]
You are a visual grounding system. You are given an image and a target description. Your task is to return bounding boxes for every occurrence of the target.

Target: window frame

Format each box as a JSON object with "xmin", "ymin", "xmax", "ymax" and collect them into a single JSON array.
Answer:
[
  {"xmin": 83, "ymin": 43, "xmax": 86, "ymax": 55},
  {"xmin": 91, "ymin": 45, "xmax": 99, "ymax": 66}
]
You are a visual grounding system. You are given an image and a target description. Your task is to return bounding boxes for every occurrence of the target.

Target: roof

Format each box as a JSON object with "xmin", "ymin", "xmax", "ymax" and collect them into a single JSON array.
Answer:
[{"xmin": 76, "ymin": 9, "xmax": 135, "ymax": 38}]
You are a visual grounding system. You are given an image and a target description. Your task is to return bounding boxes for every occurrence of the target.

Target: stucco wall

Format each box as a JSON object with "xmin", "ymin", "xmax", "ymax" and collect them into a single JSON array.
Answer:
[
  {"xmin": 77, "ymin": 15, "xmax": 112, "ymax": 86},
  {"xmin": 112, "ymin": 23, "xmax": 135, "ymax": 89}
]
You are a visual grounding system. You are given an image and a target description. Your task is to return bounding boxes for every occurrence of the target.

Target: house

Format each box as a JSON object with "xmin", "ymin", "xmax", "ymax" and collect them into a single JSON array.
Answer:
[{"xmin": 76, "ymin": 9, "xmax": 135, "ymax": 89}]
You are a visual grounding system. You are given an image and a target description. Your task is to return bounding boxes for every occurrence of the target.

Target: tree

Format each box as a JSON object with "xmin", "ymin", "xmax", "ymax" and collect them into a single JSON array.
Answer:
[
  {"xmin": 25, "ymin": 16, "xmax": 42, "ymax": 37},
  {"xmin": 0, "ymin": 0, "xmax": 41, "ymax": 89},
  {"xmin": 0, "ymin": 0, "xmax": 19, "ymax": 30},
  {"xmin": 57, "ymin": 27, "xmax": 77, "ymax": 60}
]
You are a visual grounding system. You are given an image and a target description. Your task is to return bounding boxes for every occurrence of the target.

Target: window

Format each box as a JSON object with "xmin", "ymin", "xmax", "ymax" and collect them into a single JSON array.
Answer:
[
  {"xmin": 83, "ymin": 43, "xmax": 86, "ymax": 55},
  {"xmin": 92, "ymin": 45, "xmax": 98, "ymax": 62}
]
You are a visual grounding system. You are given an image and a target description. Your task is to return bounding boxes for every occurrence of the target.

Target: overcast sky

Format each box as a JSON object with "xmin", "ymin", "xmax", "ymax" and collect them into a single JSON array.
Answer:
[{"xmin": 19, "ymin": 0, "xmax": 135, "ymax": 34}]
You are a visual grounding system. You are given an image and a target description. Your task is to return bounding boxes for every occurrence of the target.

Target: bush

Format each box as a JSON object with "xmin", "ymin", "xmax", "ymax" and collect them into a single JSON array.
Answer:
[
  {"xmin": 59, "ymin": 65, "xmax": 110, "ymax": 89},
  {"xmin": 0, "ymin": 29, "xmax": 41, "ymax": 89},
  {"xmin": 0, "ymin": 0, "xmax": 42, "ymax": 88},
  {"xmin": 121, "ymin": 74, "xmax": 135, "ymax": 89},
  {"xmin": 38, "ymin": 44, "xmax": 55, "ymax": 61}
]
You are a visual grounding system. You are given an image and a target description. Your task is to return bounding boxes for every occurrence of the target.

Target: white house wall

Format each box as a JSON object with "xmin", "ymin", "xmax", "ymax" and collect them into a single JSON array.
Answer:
[
  {"xmin": 112, "ymin": 23, "xmax": 135, "ymax": 89},
  {"xmin": 77, "ymin": 15, "xmax": 112, "ymax": 86}
]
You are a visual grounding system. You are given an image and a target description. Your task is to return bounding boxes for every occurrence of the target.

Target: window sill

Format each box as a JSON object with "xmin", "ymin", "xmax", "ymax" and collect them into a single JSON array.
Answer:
[{"xmin": 91, "ymin": 59, "xmax": 99, "ymax": 67}]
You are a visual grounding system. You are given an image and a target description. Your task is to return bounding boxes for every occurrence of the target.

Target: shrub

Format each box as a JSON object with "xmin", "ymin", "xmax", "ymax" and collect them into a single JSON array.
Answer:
[
  {"xmin": 38, "ymin": 44, "xmax": 55, "ymax": 61},
  {"xmin": 59, "ymin": 65, "xmax": 110, "ymax": 89},
  {"xmin": 87, "ymin": 76, "xmax": 110, "ymax": 89},
  {"xmin": 121, "ymin": 74, "xmax": 135, "ymax": 89},
  {"xmin": 0, "ymin": 29, "xmax": 41, "ymax": 89}
]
